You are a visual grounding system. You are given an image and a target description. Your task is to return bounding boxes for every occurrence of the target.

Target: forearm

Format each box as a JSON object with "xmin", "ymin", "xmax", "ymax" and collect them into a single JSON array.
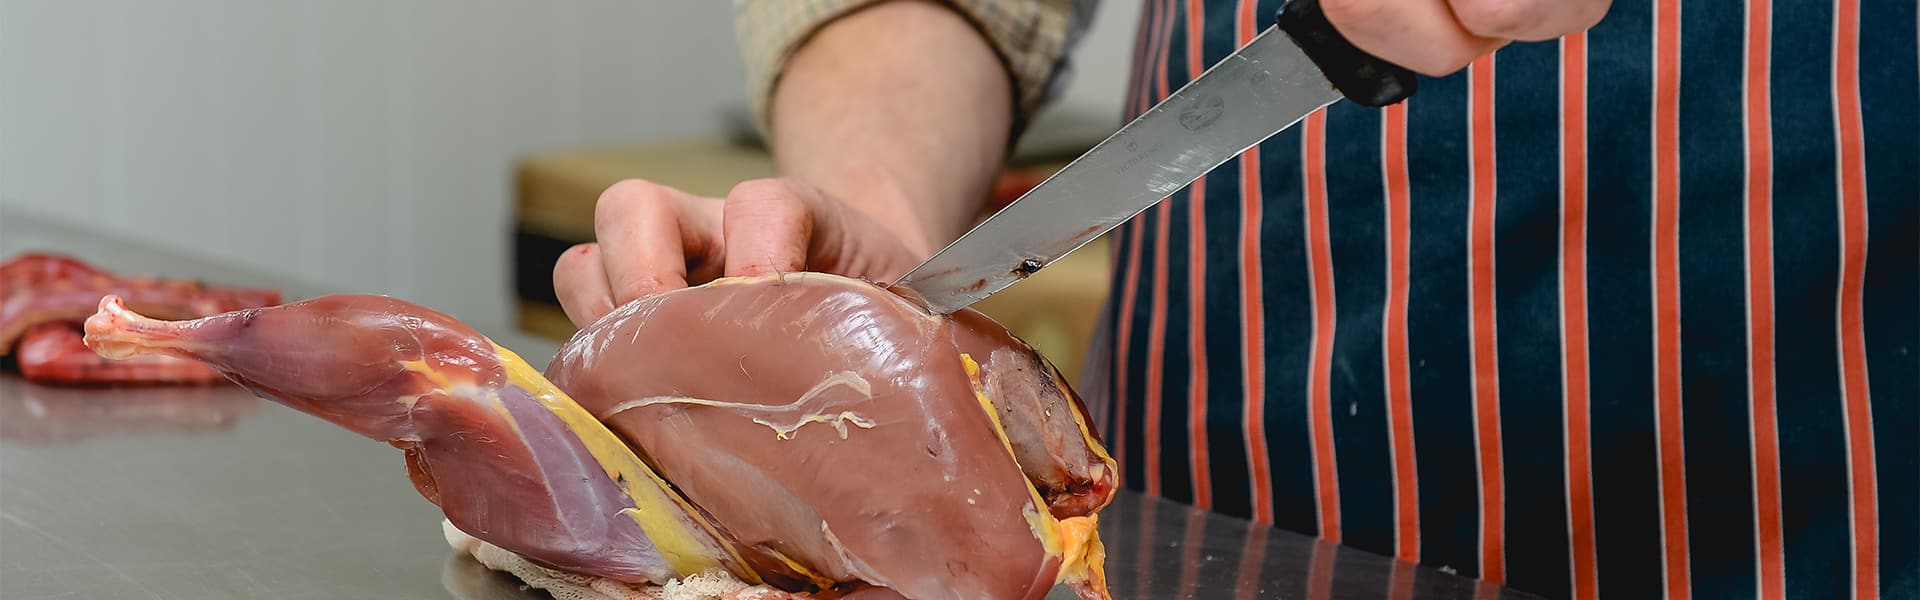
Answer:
[{"xmin": 766, "ymin": 0, "xmax": 1014, "ymax": 258}]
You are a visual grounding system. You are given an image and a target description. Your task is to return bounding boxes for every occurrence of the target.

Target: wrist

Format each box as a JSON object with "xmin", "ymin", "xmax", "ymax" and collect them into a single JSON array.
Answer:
[
  {"xmin": 761, "ymin": 0, "xmax": 1013, "ymax": 260},
  {"xmin": 797, "ymin": 162, "xmax": 949, "ymax": 260}
]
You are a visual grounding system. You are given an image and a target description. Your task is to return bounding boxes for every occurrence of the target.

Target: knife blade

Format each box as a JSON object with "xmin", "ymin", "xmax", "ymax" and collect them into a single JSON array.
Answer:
[{"xmin": 889, "ymin": 0, "xmax": 1416, "ymax": 314}]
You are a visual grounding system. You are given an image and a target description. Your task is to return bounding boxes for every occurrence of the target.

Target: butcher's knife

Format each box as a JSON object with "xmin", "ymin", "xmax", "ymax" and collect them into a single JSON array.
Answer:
[{"xmin": 890, "ymin": 0, "xmax": 1416, "ymax": 314}]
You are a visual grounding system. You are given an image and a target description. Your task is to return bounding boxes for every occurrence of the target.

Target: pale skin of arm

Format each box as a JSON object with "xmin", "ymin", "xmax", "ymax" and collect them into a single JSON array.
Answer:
[
  {"xmin": 555, "ymin": 0, "xmax": 1009, "ymax": 326},
  {"xmin": 554, "ymin": 0, "xmax": 1608, "ymax": 327}
]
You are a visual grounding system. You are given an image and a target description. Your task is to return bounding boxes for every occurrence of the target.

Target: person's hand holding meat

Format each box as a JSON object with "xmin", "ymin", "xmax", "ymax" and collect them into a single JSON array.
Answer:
[
  {"xmin": 551, "ymin": 176, "xmax": 928, "ymax": 328},
  {"xmin": 553, "ymin": 2, "xmax": 1016, "ymax": 328}
]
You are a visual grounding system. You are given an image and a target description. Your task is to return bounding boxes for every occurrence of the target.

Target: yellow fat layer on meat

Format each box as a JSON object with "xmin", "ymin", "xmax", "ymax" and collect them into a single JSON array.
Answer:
[
  {"xmin": 485, "ymin": 344, "xmax": 761, "ymax": 584},
  {"xmin": 962, "ymin": 352, "xmax": 1118, "ymax": 594},
  {"xmin": 1054, "ymin": 515, "xmax": 1110, "ymax": 598},
  {"xmin": 763, "ymin": 547, "xmax": 840, "ymax": 590},
  {"xmin": 960, "ymin": 354, "xmax": 1061, "ymax": 552},
  {"xmin": 399, "ymin": 359, "xmax": 454, "ymax": 389},
  {"xmin": 1049, "ymin": 367, "xmax": 1118, "ymax": 474}
]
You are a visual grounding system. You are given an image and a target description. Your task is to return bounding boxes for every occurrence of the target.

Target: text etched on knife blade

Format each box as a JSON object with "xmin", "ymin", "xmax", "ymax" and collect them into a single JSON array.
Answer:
[{"xmin": 1116, "ymin": 140, "xmax": 1166, "ymax": 174}]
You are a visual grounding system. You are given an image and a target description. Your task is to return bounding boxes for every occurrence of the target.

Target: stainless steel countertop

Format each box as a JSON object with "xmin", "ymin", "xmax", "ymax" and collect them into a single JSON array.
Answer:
[{"xmin": 0, "ymin": 375, "xmax": 1537, "ymax": 599}]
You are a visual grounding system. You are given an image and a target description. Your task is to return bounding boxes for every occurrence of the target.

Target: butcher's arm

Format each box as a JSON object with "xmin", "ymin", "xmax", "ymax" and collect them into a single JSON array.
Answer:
[
  {"xmin": 757, "ymin": 0, "xmax": 1016, "ymax": 255},
  {"xmin": 553, "ymin": 0, "xmax": 1083, "ymax": 326}
]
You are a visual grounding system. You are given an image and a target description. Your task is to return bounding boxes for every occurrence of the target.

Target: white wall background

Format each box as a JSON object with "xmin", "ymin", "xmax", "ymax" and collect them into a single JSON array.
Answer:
[{"xmin": 0, "ymin": 0, "xmax": 1143, "ymax": 334}]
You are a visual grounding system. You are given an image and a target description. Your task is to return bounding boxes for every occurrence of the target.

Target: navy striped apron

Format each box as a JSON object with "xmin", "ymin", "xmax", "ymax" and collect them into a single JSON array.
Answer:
[{"xmin": 1079, "ymin": 0, "xmax": 1917, "ymax": 598}]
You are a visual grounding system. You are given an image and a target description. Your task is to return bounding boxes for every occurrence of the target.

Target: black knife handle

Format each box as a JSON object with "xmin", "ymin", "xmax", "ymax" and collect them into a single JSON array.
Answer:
[{"xmin": 1275, "ymin": 0, "xmax": 1418, "ymax": 107}]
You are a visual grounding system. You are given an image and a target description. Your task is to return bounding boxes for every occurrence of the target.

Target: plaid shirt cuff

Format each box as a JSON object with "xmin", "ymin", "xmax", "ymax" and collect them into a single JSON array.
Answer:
[{"xmin": 734, "ymin": 0, "xmax": 1084, "ymax": 135}]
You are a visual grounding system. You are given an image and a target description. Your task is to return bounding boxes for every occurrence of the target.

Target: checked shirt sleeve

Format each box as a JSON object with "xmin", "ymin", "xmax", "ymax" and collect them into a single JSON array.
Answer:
[{"xmin": 733, "ymin": 0, "xmax": 1096, "ymax": 135}]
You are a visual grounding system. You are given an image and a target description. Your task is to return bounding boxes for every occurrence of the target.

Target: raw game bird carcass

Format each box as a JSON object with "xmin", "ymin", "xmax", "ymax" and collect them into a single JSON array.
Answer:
[{"xmin": 81, "ymin": 271, "xmax": 1118, "ymax": 600}]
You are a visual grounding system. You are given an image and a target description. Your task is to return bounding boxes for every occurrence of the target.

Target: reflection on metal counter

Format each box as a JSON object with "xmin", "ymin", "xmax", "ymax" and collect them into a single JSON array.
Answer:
[
  {"xmin": 1076, "ymin": 493, "xmax": 1543, "ymax": 599},
  {"xmin": 0, "ymin": 377, "xmax": 261, "ymax": 445},
  {"xmin": 431, "ymin": 490, "xmax": 1539, "ymax": 600},
  {"xmin": 442, "ymin": 550, "xmax": 551, "ymax": 600}
]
